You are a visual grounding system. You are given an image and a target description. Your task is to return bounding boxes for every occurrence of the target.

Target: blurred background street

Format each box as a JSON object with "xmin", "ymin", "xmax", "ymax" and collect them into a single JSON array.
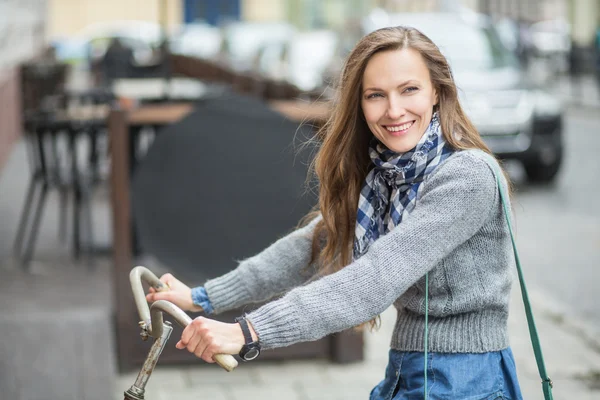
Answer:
[{"xmin": 1, "ymin": 0, "xmax": 599, "ymax": 399}]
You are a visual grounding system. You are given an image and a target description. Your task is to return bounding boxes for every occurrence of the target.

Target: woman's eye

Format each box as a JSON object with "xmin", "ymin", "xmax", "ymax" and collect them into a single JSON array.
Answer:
[
  {"xmin": 366, "ymin": 93, "xmax": 384, "ymax": 99},
  {"xmin": 404, "ymin": 86, "xmax": 419, "ymax": 93}
]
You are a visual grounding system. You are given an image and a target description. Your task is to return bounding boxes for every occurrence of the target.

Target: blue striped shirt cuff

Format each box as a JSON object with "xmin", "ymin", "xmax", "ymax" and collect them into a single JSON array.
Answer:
[{"xmin": 191, "ymin": 286, "xmax": 214, "ymax": 314}]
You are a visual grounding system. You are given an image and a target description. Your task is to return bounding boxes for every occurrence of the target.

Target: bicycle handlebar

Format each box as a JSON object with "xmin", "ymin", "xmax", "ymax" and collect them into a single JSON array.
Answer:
[
  {"xmin": 130, "ymin": 266, "xmax": 168, "ymax": 329},
  {"xmin": 129, "ymin": 266, "xmax": 238, "ymax": 372}
]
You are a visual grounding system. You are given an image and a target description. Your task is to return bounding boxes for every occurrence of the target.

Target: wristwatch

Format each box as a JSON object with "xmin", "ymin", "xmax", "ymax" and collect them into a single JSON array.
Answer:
[{"xmin": 235, "ymin": 316, "xmax": 261, "ymax": 361}]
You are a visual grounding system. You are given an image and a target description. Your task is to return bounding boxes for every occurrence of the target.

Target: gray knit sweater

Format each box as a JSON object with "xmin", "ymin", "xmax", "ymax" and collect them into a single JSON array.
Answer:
[{"xmin": 204, "ymin": 149, "xmax": 514, "ymax": 353}]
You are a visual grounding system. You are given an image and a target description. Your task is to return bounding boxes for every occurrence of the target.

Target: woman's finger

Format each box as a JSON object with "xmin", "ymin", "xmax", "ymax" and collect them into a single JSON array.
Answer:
[
  {"xmin": 146, "ymin": 290, "xmax": 170, "ymax": 303},
  {"xmin": 195, "ymin": 332, "xmax": 215, "ymax": 363},
  {"xmin": 185, "ymin": 329, "xmax": 203, "ymax": 354},
  {"xmin": 181, "ymin": 317, "xmax": 203, "ymax": 346},
  {"xmin": 160, "ymin": 273, "xmax": 175, "ymax": 287},
  {"xmin": 193, "ymin": 339, "xmax": 211, "ymax": 362}
]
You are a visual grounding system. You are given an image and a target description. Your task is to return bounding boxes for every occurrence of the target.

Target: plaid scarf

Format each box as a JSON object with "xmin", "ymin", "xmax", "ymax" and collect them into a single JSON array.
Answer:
[{"xmin": 353, "ymin": 113, "xmax": 453, "ymax": 259}]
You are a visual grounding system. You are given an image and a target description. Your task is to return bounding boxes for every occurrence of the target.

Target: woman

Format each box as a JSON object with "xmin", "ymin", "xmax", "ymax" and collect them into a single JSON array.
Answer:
[{"xmin": 146, "ymin": 26, "xmax": 523, "ymax": 399}]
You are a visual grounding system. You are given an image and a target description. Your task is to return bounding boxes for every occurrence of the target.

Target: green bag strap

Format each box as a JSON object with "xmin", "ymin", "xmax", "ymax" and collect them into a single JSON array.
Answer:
[
  {"xmin": 488, "ymin": 156, "xmax": 554, "ymax": 399},
  {"xmin": 423, "ymin": 153, "xmax": 554, "ymax": 400}
]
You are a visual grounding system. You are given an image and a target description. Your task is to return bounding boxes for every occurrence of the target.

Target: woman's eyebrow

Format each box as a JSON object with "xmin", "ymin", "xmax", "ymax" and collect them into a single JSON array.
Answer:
[{"xmin": 363, "ymin": 80, "xmax": 419, "ymax": 93}]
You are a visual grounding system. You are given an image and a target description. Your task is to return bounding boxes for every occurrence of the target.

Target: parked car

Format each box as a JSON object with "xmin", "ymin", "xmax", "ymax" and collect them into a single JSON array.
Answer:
[
  {"xmin": 253, "ymin": 30, "xmax": 340, "ymax": 92},
  {"xmin": 363, "ymin": 11, "xmax": 564, "ymax": 183}
]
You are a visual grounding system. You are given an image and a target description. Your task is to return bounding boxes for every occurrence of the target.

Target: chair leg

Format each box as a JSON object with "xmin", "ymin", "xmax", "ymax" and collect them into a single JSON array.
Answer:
[
  {"xmin": 69, "ymin": 134, "xmax": 81, "ymax": 259},
  {"xmin": 58, "ymin": 186, "xmax": 69, "ymax": 243},
  {"xmin": 72, "ymin": 187, "xmax": 82, "ymax": 259},
  {"xmin": 21, "ymin": 182, "xmax": 49, "ymax": 268},
  {"xmin": 83, "ymin": 194, "xmax": 95, "ymax": 268},
  {"xmin": 13, "ymin": 176, "xmax": 40, "ymax": 257},
  {"xmin": 89, "ymin": 129, "xmax": 100, "ymax": 183}
]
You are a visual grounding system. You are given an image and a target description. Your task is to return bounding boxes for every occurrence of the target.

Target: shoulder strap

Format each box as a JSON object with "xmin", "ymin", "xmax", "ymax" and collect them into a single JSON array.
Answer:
[
  {"xmin": 422, "ymin": 152, "xmax": 554, "ymax": 400},
  {"xmin": 481, "ymin": 153, "xmax": 554, "ymax": 399}
]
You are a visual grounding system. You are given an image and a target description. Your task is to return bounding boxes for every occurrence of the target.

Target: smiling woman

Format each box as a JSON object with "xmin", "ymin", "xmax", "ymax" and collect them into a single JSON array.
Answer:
[{"xmin": 144, "ymin": 26, "xmax": 525, "ymax": 400}]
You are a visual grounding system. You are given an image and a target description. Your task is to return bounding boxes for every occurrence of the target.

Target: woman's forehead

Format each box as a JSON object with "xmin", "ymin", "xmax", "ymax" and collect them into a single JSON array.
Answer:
[{"xmin": 362, "ymin": 48, "xmax": 431, "ymax": 88}]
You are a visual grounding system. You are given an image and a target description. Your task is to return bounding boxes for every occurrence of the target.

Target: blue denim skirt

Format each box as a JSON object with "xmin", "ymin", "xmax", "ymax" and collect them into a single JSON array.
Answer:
[{"xmin": 370, "ymin": 348, "xmax": 523, "ymax": 400}]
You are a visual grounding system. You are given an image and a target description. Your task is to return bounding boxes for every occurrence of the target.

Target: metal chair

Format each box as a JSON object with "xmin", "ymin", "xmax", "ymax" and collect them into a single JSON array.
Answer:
[{"xmin": 13, "ymin": 90, "xmax": 111, "ymax": 267}]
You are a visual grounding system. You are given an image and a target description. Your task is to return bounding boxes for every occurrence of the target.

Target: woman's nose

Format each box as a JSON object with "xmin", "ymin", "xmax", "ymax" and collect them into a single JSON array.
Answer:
[{"xmin": 385, "ymin": 96, "xmax": 406, "ymax": 120}]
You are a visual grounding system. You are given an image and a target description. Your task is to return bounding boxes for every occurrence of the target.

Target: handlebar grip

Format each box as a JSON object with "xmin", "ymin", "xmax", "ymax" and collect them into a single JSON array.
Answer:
[{"xmin": 213, "ymin": 354, "xmax": 238, "ymax": 372}]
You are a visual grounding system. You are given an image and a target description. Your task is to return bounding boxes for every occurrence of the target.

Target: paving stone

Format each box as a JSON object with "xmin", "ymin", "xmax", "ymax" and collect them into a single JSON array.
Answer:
[
  {"xmin": 250, "ymin": 360, "xmax": 331, "ymax": 386},
  {"xmin": 227, "ymin": 383, "xmax": 303, "ymax": 400},
  {"xmin": 116, "ymin": 366, "xmax": 195, "ymax": 400},
  {"xmin": 156, "ymin": 386, "xmax": 231, "ymax": 400},
  {"xmin": 323, "ymin": 362, "xmax": 384, "ymax": 388},
  {"xmin": 301, "ymin": 383, "xmax": 374, "ymax": 400},
  {"xmin": 144, "ymin": 366, "xmax": 190, "ymax": 392},
  {"xmin": 187, "ymin": 363, "xmax": 259, "ymax": 386}
]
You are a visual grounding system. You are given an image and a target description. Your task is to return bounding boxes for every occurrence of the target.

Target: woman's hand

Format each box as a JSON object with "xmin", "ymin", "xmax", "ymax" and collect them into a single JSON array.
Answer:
[
  {"xmin": 145, "ymin": 273, "xmax": 203, "ymax": 312},
  {"xmin": 176, "ymin": 317, "xmax": 256, "ymax": 363}
]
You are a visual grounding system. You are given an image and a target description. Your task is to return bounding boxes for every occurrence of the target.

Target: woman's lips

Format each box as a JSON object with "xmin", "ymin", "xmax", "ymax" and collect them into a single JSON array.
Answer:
[{"xmin": 384, "ymin": 120, "xmax": 415, "ymax": 136}]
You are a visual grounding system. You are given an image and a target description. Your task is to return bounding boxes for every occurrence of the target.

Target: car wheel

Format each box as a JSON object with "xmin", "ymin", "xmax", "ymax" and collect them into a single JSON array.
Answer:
[{"xmin": 523, "ymin": 146, "xmax": 563, "ymax": 183}]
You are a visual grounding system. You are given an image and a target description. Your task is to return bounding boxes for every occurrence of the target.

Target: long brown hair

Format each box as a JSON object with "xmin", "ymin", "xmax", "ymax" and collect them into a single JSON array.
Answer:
[{"xmin": 304, "ymin": 26, "xmax": 509, "ymax": 326}]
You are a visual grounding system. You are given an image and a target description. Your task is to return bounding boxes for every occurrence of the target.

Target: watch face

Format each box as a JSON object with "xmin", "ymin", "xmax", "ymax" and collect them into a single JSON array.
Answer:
[{"xmin": 243, "ymin": 348, "xmax": 260, "ymax": 361}]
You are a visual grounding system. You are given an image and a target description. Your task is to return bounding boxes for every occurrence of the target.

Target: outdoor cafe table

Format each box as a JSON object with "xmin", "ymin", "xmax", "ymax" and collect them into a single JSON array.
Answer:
[{"xmin": 108, "ymin": 100, "xmax": 363, "ymax": 371}]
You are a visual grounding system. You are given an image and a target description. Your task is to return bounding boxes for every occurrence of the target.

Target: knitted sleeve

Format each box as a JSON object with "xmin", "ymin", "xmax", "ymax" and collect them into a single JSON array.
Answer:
[
  {"xmin": 245, "ymin": 152, "xmax": 500, "ymax": 349},
  {"xmin": 202, "ymin": 215, "xmax": 321, "ymax": 314}
]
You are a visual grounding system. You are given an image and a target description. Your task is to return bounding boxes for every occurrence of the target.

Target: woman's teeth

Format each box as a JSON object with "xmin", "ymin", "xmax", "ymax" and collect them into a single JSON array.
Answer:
[{"xmin": 386, "ymin": 121, "xmax": 413, "ymax": 132}]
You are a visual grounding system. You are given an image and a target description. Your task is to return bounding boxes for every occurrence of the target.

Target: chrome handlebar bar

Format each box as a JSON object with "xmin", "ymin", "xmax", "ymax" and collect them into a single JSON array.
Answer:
[{"xmin": 129, "ymin": 266, "xmax": 168, "ymax": 336}]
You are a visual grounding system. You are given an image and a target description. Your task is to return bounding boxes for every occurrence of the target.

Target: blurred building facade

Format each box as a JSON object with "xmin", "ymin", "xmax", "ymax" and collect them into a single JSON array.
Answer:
[
  {"xmin": 47, "ymin": 0, "xmax": 183, "ymax": 39},
  {"xmin": 567, "ymin": 0, "xmax": 599, "ymax": 47},
  {"xmin": 44, "ymin": 0, "xmax": 598, "ymax": 46},
  {"xmin": 0, "ymin": 0, "xmax": 48, "ymax": 170}
]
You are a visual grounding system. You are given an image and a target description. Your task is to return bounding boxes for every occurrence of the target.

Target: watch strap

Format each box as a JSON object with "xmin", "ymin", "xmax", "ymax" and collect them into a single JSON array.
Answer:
[{"xmin": 235, "ymin": 316, "xmax": 253, "ymax": 345}]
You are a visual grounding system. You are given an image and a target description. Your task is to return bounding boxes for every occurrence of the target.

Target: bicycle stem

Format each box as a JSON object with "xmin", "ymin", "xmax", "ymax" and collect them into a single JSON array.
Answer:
[{"xmin": 124, "ymin": 320, "xmax": 173, "ymax": 400}]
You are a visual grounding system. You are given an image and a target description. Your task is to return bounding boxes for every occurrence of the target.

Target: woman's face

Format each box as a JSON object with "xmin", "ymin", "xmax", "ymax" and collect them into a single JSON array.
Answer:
[{"xmin": 361, "ymin": 48, "xmax": 438, "ymax": 153}]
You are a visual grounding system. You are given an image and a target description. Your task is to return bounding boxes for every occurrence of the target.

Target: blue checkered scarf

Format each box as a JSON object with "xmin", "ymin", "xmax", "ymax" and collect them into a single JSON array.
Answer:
[{"xmin": 353, "ymin": 113, "xmax": 453, "ymax": 259}]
